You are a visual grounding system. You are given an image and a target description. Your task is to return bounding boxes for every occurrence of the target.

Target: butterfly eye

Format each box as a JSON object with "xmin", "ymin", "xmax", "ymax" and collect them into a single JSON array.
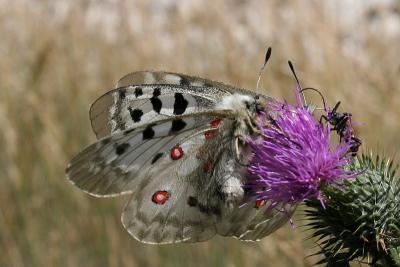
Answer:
[{"xmin": 255, "ymin": 103, "xmax": 264, "ymax": 113}]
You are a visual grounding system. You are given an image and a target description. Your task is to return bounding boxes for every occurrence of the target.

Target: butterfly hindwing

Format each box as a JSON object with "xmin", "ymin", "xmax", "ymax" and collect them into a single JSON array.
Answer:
[
  {"xmin": 217, "ymin": 201, "xmax": 294, "ymax": 241},
  {"xmin": 120, "ymin": 112, "xmax": 237, "ymax": 244},
  {"xmin": 121, "ymin": 161, "xmax": 218, "ymax": 244},
  {"xmin": 237, "ymin": 206, "xmax": 294, "ymax": 241}
]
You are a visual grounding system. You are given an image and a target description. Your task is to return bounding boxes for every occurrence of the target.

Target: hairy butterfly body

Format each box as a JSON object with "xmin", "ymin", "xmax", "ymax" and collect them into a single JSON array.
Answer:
[{"xmin": 66, "ymin": 71, "xmax": 293, "ymax": 244}]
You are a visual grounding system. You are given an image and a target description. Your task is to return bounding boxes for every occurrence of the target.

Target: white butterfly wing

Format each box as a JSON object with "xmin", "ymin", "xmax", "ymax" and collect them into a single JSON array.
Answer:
[
  {"xmin": 217, "ymin": 202, "xmax": 295, "ymax": 241},
  {"xmin": 67, "ymin": 112, "xmax": 232, "ymax": 243},
  {"xmin": 66, "ymin": 112, "xmax": 227, "ymax": 197},
  {"xmin": 116, "ymin": 71, "xmax": 247, "ymax": 92},
  {"xmin": 90, "ymin": 71, "xmax": 256, "ymax": 139},
  {"xmin": 121, "ymin": 153, "xmax": 219, "ymax": 244},
  {"xmin": 236, "ymin": 206, "xmax": 295, "ymax": 241}
]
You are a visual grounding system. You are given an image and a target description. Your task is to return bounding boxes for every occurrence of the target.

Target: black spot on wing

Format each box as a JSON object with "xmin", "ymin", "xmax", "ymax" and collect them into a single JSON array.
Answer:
[
  {"xmin": 150, "ymin": 88, "xmax": 162, "ymax": 113},
  {"xmin": 198, "ymin": 203, "xmax": 221, "ymax": 216},
  {"xmin": 151, "ymin": 153, "xmax": 163, "ymax": 164},
  {"xmin": 153, "ymin": 87, "xmax": 161, "ymax": 97},
  {"xmin": 119, "ymin": 88, "xmax": 126, "ymax": 99},
  {"xmin": 180, "ymin": 77, "xmax": 190, "ymax": 86},
  {"xmin": 187, "ymin": 196, "xmax": 198, "ymax": 207},
  {"xmin": 171, "ymin": 119, "xmax": 186, "ymax": 132},
  {"xmin": 150, "ymin": 97, "xmax": 162, "ymax": 114},
  {"xmin": 116, "ymin": 143, "xmax": 130, "ymax": 155},
  {"xmin": 173, "ymin": 93, "xmax": 189, "ymax": 115},
  {"xmin": 128, "ymin": 108, "xmax": 143, "ymax": 122},
  {"xmin": 142, "ymin": 126, "xmax": 155, "ymax": 140},
  {"xmin": 134, "ymin": 87, "xmax": 143, "ymax": 98}
]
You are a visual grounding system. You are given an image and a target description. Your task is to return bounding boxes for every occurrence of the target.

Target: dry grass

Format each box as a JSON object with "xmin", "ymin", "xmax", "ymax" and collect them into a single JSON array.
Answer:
[{"xmin": 1, "ymin": 1, "xmax": 399, "ymax": 266}]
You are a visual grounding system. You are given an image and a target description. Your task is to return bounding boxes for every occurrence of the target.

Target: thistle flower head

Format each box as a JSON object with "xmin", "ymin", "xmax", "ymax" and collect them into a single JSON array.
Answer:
[{"xmin": 246, "ymin": 89, "xmax": 357, "ymax": 207}]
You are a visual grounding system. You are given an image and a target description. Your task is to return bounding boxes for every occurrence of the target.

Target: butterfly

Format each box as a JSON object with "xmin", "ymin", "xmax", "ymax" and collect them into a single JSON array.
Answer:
[{"xmin": 65, "ymin": 70, "xmax": 294, "ymax": 244}]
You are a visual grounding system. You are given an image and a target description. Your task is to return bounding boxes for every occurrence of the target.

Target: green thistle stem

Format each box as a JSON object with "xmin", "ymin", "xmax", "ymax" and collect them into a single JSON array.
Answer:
[{"xmin": 305, "ymin": 154, "xmax": 400, "ymax": 266}]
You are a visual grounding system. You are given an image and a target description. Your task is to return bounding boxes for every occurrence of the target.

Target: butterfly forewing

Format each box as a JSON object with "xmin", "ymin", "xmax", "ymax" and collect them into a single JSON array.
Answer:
[
  {"xmin": 90, "ymin": 71, "xmax": 258, "ymax": 139},
  {"xmin": 66, "ymin": 112, "xmax": 229, "ymax": 197},
  {"xmin": 90, "ymin": 71, "xmax": 238, "ymax": 139},
  {"xmin": 91, "ymin": 87, "xmax": 221, "ymax": 139}
]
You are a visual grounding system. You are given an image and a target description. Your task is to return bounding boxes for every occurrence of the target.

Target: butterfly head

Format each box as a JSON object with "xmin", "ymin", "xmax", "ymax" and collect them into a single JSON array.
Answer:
[{"xmin": 253, "ymin": 95, "xmax": 269, "ymax": 114}]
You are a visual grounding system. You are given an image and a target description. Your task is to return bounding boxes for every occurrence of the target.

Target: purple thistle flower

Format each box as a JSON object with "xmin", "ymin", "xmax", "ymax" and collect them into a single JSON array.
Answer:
[{"xmin": 246, "ymin": 90, "xmax": 356, "ymax": 208}]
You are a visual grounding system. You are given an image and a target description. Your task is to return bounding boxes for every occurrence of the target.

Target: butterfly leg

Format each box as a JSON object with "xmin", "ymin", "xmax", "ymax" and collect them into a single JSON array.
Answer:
[
  {"xmin": 232, "ymin": 115, "xmax": 256, "ymax": 167},
  {"xmin": 233, "ymin": 137, "xmax": 250, "ymax": 167},
  {"xmin": 246, "ymin": 115, "xmax": 262, "ymax": 135}
]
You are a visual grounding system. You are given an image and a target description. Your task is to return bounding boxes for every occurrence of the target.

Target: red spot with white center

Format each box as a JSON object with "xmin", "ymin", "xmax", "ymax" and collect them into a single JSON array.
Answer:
[
  {"xmin": 205, "ymin": 130, "xmax": 218, "ymax": 140},
  {"xmin": 171, "ymin": 146, "xmax": 184, "ymax": 160},
  {"xmin": 210, "ymin": 118, "xmax": 222, "ymax": 128},
  {"xmin": 152, "ymin": 191, "xmax": 170, "ymax": 205},
  {"xmin": 255, "ymin": 199, "xmax": 266, "ymax": 209}
]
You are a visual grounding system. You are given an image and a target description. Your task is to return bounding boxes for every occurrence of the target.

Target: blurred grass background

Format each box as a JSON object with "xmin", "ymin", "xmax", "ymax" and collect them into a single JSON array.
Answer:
[{"xmin": 1, "ymin": 0, "xmax": 399, "ymax": 266}]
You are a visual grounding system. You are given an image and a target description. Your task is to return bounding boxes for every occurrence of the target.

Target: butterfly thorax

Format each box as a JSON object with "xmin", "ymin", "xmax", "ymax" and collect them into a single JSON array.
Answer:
[{"xmin": 192, "ymin": 94, "xmax": 264, "ymax": 216}]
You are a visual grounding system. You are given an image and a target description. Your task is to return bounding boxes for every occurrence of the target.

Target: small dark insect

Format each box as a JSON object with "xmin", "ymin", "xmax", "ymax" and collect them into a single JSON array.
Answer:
[
  {"xmin": 320, "ymin": 101, "xmax": 361, "ymax": 156},
  {"xmin": 288, "ymin": 62, "xmax": 361, "ymax": 157}
]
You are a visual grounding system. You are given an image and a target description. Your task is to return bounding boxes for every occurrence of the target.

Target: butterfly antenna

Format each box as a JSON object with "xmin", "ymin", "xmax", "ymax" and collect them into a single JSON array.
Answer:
[
  {"xmin": 288, "ymin": 61, "xmax": 307, "ymax": 105},
  {"xmin": 256, "ymin": 47, "xmax": 272, "ymax": 93},
  {"xmin": 300, "ymin": 87, "xmax": 327, "ymax": 111}
]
